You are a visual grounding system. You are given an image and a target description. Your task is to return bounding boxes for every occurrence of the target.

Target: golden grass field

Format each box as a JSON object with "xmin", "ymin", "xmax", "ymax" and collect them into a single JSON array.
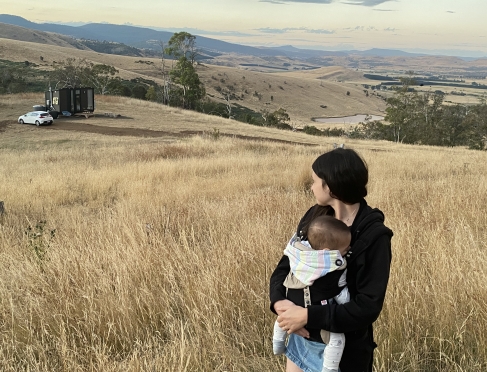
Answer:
[
  {"xmin": 1, "ymin": 91, "xmax": 487, "ymax": 371},
  {"xmin": 0, "ymin": 93, "xmax": 357, "ymax": 146}
]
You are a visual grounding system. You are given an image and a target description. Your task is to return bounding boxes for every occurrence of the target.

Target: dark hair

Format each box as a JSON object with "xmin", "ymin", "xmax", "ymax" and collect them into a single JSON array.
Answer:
[
  {"xmin": 311, "ymin": 148, "xmax": 368, "ymax": 204},
  {"xmin": 307, "ymin": 215, "xmax": 351, "ymax": 251}
]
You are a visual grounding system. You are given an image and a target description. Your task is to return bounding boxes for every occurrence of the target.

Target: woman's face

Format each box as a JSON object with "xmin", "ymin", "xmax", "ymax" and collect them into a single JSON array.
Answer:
[{"xmin": 311, "ymin": 171, "xmax": 332, "ymax": 206}]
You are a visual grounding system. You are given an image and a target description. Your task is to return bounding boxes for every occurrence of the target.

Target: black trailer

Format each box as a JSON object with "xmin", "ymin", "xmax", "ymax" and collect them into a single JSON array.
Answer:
[{"xmin": 45, "ymin": 87, "xmax": 95, "ymax": 116}]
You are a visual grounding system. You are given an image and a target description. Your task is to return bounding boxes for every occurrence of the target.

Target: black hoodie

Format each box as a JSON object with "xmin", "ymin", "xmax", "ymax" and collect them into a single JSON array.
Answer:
[{"xmin": 269, "ymin": 199, "xmax": 393, "ymax": 372}]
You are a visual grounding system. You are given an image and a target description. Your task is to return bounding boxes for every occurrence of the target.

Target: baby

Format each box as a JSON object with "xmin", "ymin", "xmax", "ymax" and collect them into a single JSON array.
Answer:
[{"xmin": 273, "ymin": 215, "xmax": 351, "ymax": 372}]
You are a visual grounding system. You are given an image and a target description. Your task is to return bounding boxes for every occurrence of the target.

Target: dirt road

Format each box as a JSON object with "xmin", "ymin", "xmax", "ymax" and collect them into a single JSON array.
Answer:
[{"xmin": 0, "ymin": 118, "xmax": 313, "ymax": 145}]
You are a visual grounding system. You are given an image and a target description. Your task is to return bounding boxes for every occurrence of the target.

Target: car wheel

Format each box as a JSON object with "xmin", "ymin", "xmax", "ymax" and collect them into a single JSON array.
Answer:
[
  {"xmin": 35, "ymin": 120, "xmax": 40, "ymax": 126},
  {"xmin": 19, "ymin": 119, "xmax": 24, "ymax": 124}
]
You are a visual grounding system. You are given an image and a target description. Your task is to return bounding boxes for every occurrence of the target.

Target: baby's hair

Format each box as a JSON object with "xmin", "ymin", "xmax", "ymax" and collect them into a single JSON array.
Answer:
[{"xmin": 307, "ymin": 215, "xmax": 351, "ymax": 251}]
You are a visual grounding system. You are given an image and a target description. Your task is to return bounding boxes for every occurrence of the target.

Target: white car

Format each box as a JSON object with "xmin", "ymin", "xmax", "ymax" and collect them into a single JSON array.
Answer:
[{"xmin": 18, "ymin": 111, "xmax": 53, "ymax": 126}]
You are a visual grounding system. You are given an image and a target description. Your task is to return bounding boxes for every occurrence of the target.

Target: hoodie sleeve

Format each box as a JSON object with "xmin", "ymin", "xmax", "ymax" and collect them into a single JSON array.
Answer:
[
  {"xmin": 269, "ymin": 254, "xmax": 290, "ymax": 314},
  {"xmin": 307, "ymin": 234, "xmax": 392, "ymax": 333}
]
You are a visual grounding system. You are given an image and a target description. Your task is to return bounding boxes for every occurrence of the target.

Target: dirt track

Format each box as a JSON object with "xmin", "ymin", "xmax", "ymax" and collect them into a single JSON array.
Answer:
[{"xmin": 0, "ymin": 119, "xmax": 315, "ymax": 146}]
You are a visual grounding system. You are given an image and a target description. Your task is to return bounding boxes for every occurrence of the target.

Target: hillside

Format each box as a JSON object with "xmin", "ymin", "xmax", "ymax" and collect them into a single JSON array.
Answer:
[
  {"xmin": 0, "ymin": 22, "xmax": 89, "ymax": 50},
  {"xmin": 1, "ymin": 93, "xmax": 389, "ymax": 150},
  {"xmin": 197, "ymin": 64, "xmax": 385, "ymax": 126},
  {"xmin": 1, "ymin": 91, "xmax": 487, "ymax": 372},
  {"xmin": 0, "ymin": 38, "xmax": 387, "ymax": 126}
]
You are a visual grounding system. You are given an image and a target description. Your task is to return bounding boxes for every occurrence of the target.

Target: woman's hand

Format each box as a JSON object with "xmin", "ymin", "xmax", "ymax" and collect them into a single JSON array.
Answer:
[
  {"xmin": 277, "ymin": 305, "xmax": 308, "ymax": 335},
  {"xmin": 274, "ymin": 300, "xmax": 310, "ymax": 338},
  {"xmin": 274, "ymin": 299, "xmax": 296, "ymax": 315}
]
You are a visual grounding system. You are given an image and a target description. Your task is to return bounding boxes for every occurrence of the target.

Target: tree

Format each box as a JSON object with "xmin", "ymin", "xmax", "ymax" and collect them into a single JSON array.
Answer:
[
  {"xmin": 169, "ymin": 57, "xmax": 205, "ymax": 109},
  {"xmin": 50, "ymin": 58, "xmax": 120, "ymax": 94},
  {"xmin": 384, "ymin": 77, "xmax": 423, "ymax": 143},
  {"xmin": 87, "ymin": 64, "xmax": 119, "ymax": 95},
  {"xmin": 0, "ymin": 66, "xmax": 26, "ymax": 94},
  {"xmin": 384, "ymin": 89, "xmax": 413, "ymax": 143},
  {"xmin": 401, "ymin": 70, "xmax": 417, "ymax": 86},
  {"xmin": 219, "ymin": 89, "xmax": 235, "ymax": 118},
  {"xmin": 164, "ymin": 32, "xmax": 197, "ymax": 64},
  {"xmin": 438, "ymin": 105, "xmax": 469, "ymax": 147},
  {"xmin": 50, "ymin": 58, "xmax": 89, "ymax": 88},
  {"xmin": 464, "ymin": 98, "xmax": 487, "ymax": 149},
  {"xmin": 132, "ymin": 85, "xmax": 148, "ymax": 100},
  {"xmin": 146, "ymin": 86, "xmax": 158, "ymax": 101},
  {"xmin": 262, "ymin": 108, "xmax": 291, "ymax": 129},
  {"xmin": 158, "ymin": 40, "xmax": 171, "ymax": 105},
  {"xmin": 108, "ymin": 78, "xmax": 132, "ymax": 97},
  {"xmin": 414, "ymin": 92, "xmax": 444, "ymax": 145}
]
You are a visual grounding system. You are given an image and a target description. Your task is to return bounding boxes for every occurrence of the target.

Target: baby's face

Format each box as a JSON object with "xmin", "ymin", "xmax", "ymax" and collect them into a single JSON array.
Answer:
[
  {"xmin": 338, "ymin": 243, "xmax": 351, "ymax": 257},
  {"xmin": 319, "ymin": 243, "xmax": 350, "ymax": 257}
]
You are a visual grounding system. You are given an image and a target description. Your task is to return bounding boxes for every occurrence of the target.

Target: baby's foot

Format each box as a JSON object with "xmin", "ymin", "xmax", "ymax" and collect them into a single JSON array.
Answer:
[{"xmin": 272, "ymin": 340, "xmax": 286, "ymax": 355}]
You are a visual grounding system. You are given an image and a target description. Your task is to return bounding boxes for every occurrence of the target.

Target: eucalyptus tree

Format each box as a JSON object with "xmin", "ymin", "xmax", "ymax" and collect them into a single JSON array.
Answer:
[
  {"xmin": 169, "ymin": 56, "xmax": 205, "ymax": 109},
  {"xmin": 164, "ymin": 32, "xmax": 197, "ymax": 64}
]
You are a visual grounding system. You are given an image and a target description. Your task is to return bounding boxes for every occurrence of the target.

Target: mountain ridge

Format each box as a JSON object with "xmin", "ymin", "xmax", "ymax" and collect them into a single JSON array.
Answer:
[{"xmin": 2, "ymin": 14, "xmax": 482, "ymax": 60}]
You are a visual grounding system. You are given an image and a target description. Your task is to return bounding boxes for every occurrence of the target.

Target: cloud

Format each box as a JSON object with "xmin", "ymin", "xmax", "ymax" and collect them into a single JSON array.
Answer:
[
  {"xmin": 307, "ymin": 28, "xmax": 335, "ymax": 34},
  {"xmin": 260, "ymin": 0, "xmax": 397, "ymax": 6},
  {"xmin": 373, "ymin": 8, "xmax": 396, "ymax": 11},
  {"xmin": 259, "ymin": 0, "xmax": 333, "ymax": 3},
  {"xmin": 446, "ymin": 10, "xmax": 455, "ymax": 13},
  {"xmin": 343, "ymin": 26, "xmax": 395, "ymax": 32},
  {"xmin": 260, "ymin": 0, "xmax": 396, "ymax": 5},
  {"xmin": 342, "ymin": 0, "xmax": 395, "ymax": 6},
  {"xmin": 257, "ymin": 27, "xmax": 289, "ymax": 33},
  {"xmin": 256, "ymin": 27, "xmax": 335, "ymax": 34}
]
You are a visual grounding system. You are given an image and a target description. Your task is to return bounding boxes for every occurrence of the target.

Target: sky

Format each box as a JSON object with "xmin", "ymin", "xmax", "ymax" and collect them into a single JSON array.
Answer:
[{"xmin": 2, "ymin": 0, "xmax": 487, "ymax": 57}]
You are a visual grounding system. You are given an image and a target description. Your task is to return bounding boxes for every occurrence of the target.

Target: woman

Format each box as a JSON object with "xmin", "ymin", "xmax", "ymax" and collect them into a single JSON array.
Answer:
[{"xmin": 269, "ymin": 148, "xmax": 393, "ymax": 372}]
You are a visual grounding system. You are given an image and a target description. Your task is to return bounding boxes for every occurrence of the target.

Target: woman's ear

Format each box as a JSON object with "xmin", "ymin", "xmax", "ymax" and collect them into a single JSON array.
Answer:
[{"xmin": 329, "ymin": 190, "xmax": 338, "ymax": 200}]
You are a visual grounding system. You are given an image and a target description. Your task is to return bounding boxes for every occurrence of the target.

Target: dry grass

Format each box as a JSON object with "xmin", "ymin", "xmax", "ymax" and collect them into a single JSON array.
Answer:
[
  {"xmin": 3, "ymin": 36, "xmax": 484, "ymax": 125},
  {"xmin": 2, "ymin": 34, "xmax": 487, "ymax": 122},
  {"xmin": 0, "ymin": 38, "xmax": 165, "ymax": 83},
  {"xmin": 197, "ymin": 63, "xmax": 386, "ymax": 126},
  {"xmin": 0, "ymin": 93, "xmax": 390, "ymax": 147},
  {"xmin": 0, "ymin": 38, "xmax": 388, "ymax": 125},
  {"xmin": 1, "ymin": 114, "xmax": 487, "ymax": 371}
]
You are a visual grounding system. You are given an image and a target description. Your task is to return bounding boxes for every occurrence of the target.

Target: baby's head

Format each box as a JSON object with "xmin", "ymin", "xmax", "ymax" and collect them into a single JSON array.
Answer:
[{"xmin": 307, "ymin": 215, "xmax": 351, "ymax": 256}]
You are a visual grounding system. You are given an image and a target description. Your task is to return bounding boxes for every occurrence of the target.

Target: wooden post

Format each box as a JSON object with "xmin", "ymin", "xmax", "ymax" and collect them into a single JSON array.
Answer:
[{"xmin": 0, "ymin": 201, "xmax": 4, "ymax": 215}]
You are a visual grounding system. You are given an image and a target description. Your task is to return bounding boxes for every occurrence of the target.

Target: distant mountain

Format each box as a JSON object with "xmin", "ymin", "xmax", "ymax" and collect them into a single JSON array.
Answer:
[
  {"xmin": 0, "ymin": 14, "xmax": 483, "ymax": 60},
  {"xmin": 267, "ymin": 45, "xmax": 348, "ymax": 58},
  {"xmin": 0, "ymin": 14, "xmax": 101, "ymax": 40},
  {"xmin": 355, "ymin": 48, "xmax": 426, "ymax": 58},
  {"xmin": 0, "ymin": 14, "xmax": 284, "ymax": 58}
]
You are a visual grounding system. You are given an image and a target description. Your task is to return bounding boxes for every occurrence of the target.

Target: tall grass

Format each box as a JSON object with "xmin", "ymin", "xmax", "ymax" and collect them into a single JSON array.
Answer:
[{"xmin": 1, "ymin": 134, "xmax": 486, "ymax": 371}]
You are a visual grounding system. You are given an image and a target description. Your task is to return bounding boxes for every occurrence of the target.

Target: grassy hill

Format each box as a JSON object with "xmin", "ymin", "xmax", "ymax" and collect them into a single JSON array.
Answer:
[
  {"xmin": 1, "ymin": 97, "xmax": 487, "ymax": 371},
  {"xmin": 0, "ymin": 22, "xmax": 89, "ymax": 50},
  {"xmin": 0, "ymin": 37, "xmax": 387, "ymax": 127},
  {"xmin": 1, "ymin": 93, "xmax": 385, "ymax": 148}
]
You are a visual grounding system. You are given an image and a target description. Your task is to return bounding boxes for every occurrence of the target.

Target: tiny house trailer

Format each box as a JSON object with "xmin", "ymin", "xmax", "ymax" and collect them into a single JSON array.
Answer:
[{"xmin": 45, "ymin": 87, "xmax": 95, "ymax": 116}]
